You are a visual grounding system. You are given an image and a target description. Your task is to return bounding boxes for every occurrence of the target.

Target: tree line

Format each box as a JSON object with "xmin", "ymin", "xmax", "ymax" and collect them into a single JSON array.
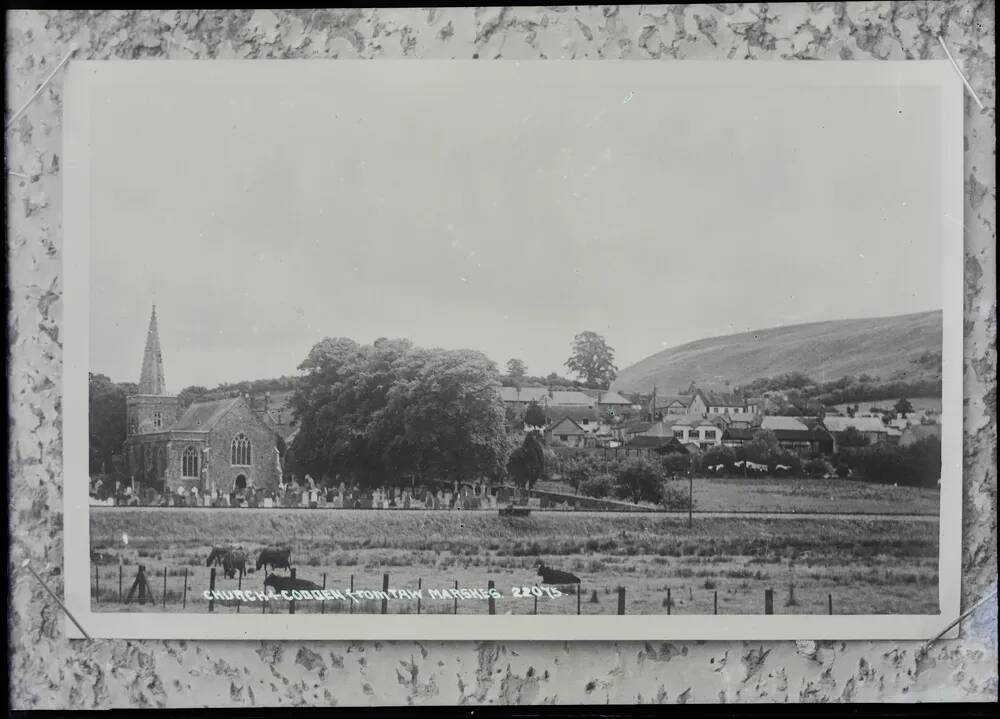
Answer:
[{"xmin": 733, "ymin": 370, "xmax": 941, "ymax": 413}]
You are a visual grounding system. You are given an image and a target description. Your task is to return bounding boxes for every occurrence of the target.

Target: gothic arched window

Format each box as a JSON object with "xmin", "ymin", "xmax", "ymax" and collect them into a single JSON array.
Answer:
[
  {"xmin": 182, "ymin": 446, "xmax": 199, "ymax": 478},
  {"xmin": 231, "ymin": 433, "xmax": 252, "ymax": 466},
  {"xmin": 153, "ymin": 411, "xmax": 163, "ymax": 429},
  {"xmin": 128, "ymin": 414, "xmax": 138, "ymax": 435}
]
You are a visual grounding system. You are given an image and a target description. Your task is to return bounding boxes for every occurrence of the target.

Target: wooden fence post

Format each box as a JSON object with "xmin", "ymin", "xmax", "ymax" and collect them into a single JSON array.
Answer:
[
  {"xmin": 714, "ymin": 590, "xmax": 718, "ymax": 615},
  {"xmin": 321, "ymin": 573, "xmax": 327, "ymax": 615},
  {"xmin": 162, "ymin": 569, "xmax": 167, "ymax": 608},
  {"xmin": 289, "ymin": 568, "xmax": 297, "ymax": 614},
  {"xmin": 487, "ymin": 580, "xmax": 496, "ymax": 615},
  {"xmin": 828, "ymin": 594, "xmax": 833, "ymax": 615},
  {"xmin": 617, "ymin": 586, "xmax": 626, "ymax": 615},
  {"xmin": 208, "ymin": 567, "xmax": 216, "ymax": 613},
  {"xmin": 454, "ymin": 580, "xmax": 459, "ymax": 615},
  {"xmin": 94, "ymin": 565, "xmax": 99, "ymax": 602},
  {"xmin": 417, "ymin": 578, "xmax": 421, "ymax": 615},
  {"xmin": 182, "ymin": 568, "xmax": 188, "ymax": 609},
  {"xmin": 533, "ymin": 591, "xmax": 538, "ymax": 615},
  {"xmin": 577, "ymin": 583, "xmax": 581, "ymax": 615},
  {"xmin": 764, "ymin": 588, "xmax": 774, "ymax": 615},
  {"xmin": 349, "ymin": 574, "xmax": 354, "ymax": 614},
  {"xmin": 381, "ymin": 573, "xmax": 390, "ymax": 615},
  {"xmin": 666, "ymin": 588, "xmax": 671, "ymax": 615},
  {"xmin": 236, "ymin": 572, "xmax": 242, "ymax": 613},
  {"xmin": 118, "ymin": 564, "xmax": 123, "ymax": 603}
]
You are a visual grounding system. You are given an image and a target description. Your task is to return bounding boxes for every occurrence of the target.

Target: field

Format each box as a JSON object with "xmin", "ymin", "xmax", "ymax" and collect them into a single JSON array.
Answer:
[
  {"xmin": 90, "ymin": 507, "xmax": 939, "ymax": 616},
  {"xmin": 537, "ymin": 476, "xmax": 939, "ymax": 515},
  {"xmin": 829, "ymin": 397, "xmax": 942, "ymax": 415},
  {"xmin": 689, "ymin": 477, "xmax": 938, "ymax": 514}
]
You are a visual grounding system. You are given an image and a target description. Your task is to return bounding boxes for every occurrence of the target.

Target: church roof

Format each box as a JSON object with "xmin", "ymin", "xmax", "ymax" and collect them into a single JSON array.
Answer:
[{"xmin": 173, "ymin": 397, "xmax": 242, "ymax": 432}]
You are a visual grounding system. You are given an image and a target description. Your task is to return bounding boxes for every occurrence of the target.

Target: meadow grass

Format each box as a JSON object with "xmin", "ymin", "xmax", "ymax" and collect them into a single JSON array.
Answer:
[{"xmin": 90, "ymin": 508, "xmax": 938, "ymax": 616}]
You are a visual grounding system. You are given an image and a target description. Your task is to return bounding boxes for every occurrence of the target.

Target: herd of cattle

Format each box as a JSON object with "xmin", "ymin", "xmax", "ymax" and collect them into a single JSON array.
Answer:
[{"xmin": 204, "ymin": 545, "xmax": 582, "ymax": 592}]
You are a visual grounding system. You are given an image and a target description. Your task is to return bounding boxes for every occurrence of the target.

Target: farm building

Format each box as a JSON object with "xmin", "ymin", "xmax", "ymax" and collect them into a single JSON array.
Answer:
[
  {"xmin": 624, "ymin": 435, "xmax": 690, "ymax": 455},
  {"xmin": 899, "ymin": 423, "xmax": 942, "ymax": 447},
  {"xmin": 123, "ymin": 306, "xmax": 282, "ymax": 498},
  {"xmin": 822, "ymin": 415, "xmax": 893, "ymax": 448},
  {"xmin": 722, "ymin": 417, "xmax": 835, "ymax": 454}
]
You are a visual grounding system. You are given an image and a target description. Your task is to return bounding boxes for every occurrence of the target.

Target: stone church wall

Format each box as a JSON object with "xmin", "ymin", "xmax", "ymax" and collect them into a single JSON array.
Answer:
[{"xmin": 205, "ymin": 402, "xmax": 280, "ymax": 494}]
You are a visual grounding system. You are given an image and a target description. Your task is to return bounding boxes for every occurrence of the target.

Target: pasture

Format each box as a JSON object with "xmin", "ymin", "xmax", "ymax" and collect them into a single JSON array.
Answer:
[
  {"xmin": 536, "ymin": 476, "xmax": 939, "ymax": 515},
  {"xmin": 90, "ymin": 508, "xmax": 939, "ymax": 616}
]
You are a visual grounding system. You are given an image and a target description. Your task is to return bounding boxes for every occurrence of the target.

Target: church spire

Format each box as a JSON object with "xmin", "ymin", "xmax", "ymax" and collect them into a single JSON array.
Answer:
[{"xmin": 139, "ymin": 305, "xmax": 167, "ymax": 395}]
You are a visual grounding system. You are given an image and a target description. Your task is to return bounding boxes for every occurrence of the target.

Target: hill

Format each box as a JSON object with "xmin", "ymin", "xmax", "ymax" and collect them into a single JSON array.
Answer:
[{"xmin": 612, "ymin": 311, "xmax": 942, "ymax": 394}]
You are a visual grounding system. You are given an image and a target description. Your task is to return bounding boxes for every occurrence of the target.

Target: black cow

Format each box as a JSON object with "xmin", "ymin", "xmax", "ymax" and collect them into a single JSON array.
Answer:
[
  {"xmin": 264, "ymin": 573, "xmax": 322, "ymax": 593},
  {"xmin": 256, "ymin": 546, "xmax": 293, "ymax": 573},
  {"xmin": 536, "ymin": 561, "xmax": 580, "ymax": 586},
  {"xmin": 223, "ymin": 549, "xmax": 248, "ymax": 580},
  {"xmin": 206, "ymin": 545, "xmax": 247, "ymax": 579}
]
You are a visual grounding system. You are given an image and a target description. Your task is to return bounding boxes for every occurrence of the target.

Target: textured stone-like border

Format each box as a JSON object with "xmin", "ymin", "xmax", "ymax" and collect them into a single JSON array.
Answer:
[{"xmin": 7, "ymin": 6, "xmax": 996, "ymax": 707}]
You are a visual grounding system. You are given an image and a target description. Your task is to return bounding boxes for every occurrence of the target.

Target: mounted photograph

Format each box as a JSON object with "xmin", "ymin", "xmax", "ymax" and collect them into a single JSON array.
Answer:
[{"xmin": 62, "ymin": 59, "xmax": 964, "ymax": 640}]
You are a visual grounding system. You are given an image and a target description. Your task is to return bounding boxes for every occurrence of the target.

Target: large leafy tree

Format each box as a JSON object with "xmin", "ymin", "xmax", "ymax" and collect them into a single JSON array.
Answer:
[
  {"xmin": 89, "ymin": 373, "xmax": 136, "ymax": 475},
  {"xmin": 505, "ymin": 358, "xmax": 527, "ymax": 381},
  {"xmin": 289, "ymin": 337, "xmax": 508, "ymax": 487},
  {"xmin": 564, "ymin": 331, "xmax": 617, "ymax": 388},
  {"xmin": 523, "ymin": 401, "xmax": 547, "ymax": 429}
]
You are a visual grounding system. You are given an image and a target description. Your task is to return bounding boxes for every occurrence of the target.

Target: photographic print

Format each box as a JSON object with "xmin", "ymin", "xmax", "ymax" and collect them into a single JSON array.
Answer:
[{"xmin": 62, "ymin": 59, "xmax": 963, "ymax": 640}]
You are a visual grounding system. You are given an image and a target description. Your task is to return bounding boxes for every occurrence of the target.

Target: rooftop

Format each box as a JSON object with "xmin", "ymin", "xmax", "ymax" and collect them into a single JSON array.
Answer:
[{"xmin": 173, "ymin": 397, "xmax": 242, "ymax": 432}]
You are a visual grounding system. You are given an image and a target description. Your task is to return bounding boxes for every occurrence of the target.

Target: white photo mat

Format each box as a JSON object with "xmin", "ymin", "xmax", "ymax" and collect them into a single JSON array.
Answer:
[{"xmin": 63, "ymin": 59, "xmax": 964, "ymax": 640}]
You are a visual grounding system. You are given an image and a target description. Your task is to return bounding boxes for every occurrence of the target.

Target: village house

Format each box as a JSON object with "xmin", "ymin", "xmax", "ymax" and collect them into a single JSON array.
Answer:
[
  {"xmin": 545, "ymin": 416, "xmax": 590, "ymax": 448},
  {"xmin": 592, "ymin": 390, "xmax": 635, "ymax": 418},
  {"xmin": 123, "ymin": 306, "xmax": 282, "ymax": 498},
  {"xmin": 703, "ymin": 391, "xmax": 765, "ymax": 417},
  {"xmin": 642, "ymin": 415, "xmax": 724, "ymax": 451},
  {"xmin": 647, "ymin": 386, "xmax": 763, "ymax": 422}
]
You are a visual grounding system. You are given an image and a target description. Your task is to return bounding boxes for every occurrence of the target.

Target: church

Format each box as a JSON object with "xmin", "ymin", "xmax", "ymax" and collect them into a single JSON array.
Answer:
[{"xmin": 123, "ymin": 306, "xmax": 282, "ymax": 497}]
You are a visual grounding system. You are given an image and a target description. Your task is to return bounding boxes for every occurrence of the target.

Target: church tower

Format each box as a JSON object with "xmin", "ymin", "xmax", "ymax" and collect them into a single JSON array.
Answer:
[{"xmin": 126, "ymin": 305, "xmax": 181, "ymax": 435}]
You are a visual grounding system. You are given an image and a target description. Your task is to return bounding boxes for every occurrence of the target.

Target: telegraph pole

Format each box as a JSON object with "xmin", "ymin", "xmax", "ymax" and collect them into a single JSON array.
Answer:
[{"xmin": 688, "ymin": 471, "xmax": 693, "ymax": 529}]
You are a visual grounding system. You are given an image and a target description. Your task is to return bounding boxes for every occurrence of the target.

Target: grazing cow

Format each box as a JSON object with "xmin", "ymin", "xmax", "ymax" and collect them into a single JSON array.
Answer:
[
  {"xmin": 536, "ymin": 561, "xmax": 580, "ymax": 586},
  {"xmin": 222, "ymin": 548, "xmax": 248, "ymax": 580},
  {"xmin": 256, "ymin": 546, "xmax": 293, "ymax": 573},
  {"xmin": 264, "ymin": 573, "xmax": 322, "ymax": 593},
  {"xmin": 206, "ymin": 545, "xmax": 238, "ymax": 568}
]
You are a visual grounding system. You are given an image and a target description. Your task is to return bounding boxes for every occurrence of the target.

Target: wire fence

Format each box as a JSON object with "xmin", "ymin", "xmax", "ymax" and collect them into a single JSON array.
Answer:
[{"xmin": 93, "ymin": 564, "xmax": 837, "ymax": 616}]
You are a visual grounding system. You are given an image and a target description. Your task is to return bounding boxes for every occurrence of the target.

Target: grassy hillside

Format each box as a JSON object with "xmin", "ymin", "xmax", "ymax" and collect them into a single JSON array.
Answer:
[{"xmin": 613, "ymin": 311, "xmax": 942, "ymax": 394}]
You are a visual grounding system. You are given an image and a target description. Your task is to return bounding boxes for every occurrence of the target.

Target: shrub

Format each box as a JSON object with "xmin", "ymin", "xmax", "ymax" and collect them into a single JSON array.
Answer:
[
  {"xmin": 856, "ymin": 436, "xmax": 940, "ymax": 487},
  {"xmin": 579, "ymin": 473, "xmax": 614, "ymax": 499},
  {"xmin": 659, "ymin": 482, "xmax": 691, "ymax": 511},
  {"xmin": 697, "ymin": 446, "xmax": 735, "ymax": 476},
  {"xmin": 613, "ymin": 458, "xmax": 665, "ymax": 504},
  {"xmin": 803, "ymin": 458, "xmax": 831, "ymax": 478}
]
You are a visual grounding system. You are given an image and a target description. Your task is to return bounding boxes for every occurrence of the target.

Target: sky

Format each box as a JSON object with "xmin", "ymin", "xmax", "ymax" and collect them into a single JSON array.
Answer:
[{"xmin": 89, "ymin": 63, "xmax": 943, "ymax": 391}]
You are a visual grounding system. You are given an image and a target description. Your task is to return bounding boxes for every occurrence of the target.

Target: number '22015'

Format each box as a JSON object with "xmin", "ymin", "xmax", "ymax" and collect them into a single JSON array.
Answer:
[{"xmin": 511, "ymin": 586, "xmax": 563, "ymax": 598}]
